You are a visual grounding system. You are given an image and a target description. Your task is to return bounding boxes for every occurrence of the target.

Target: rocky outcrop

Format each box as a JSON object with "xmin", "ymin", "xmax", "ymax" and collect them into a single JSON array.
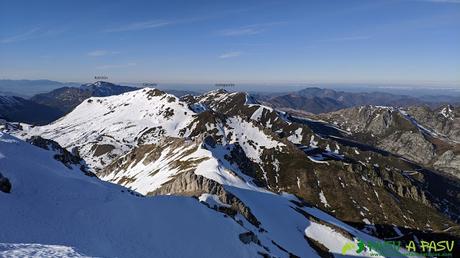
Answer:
[
  {"xmin": 434, "ymin": 150, "xmax": 460, "ymax": 178},
  {"xmin": 238, "ymin": 231, "xmax": 260, "ymax": 245},
  {"xmin": 0, "ymin": 172, "xmax": 11, "ymax": 193},
  {"xmin": 148, "ymin": 171, "xmax": 261, "ymax": 227},
  {"xmin": 26, "ymin": 136, "xmax": 95, "ymax": 177},
  {"xmin": 318, "ymin": 105, "xmax": 459, "ymax": 178},
  {"xmin": 406, "ymin": 105, "xmax": 459, "ymax": 142},
  {"xmin": 379, "ymin": 131, "xmax": 435, "ymax": 164}
]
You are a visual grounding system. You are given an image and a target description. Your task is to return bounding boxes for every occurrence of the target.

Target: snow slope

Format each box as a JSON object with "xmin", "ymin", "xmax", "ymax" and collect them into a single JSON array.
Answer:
[
  {"xmin": 19, "ymin": 88, "xmax": 195, "ymax": 170},
  {"xmin": 0, "ymin": 243, "xmax": 90, "ymax": 258},
  {"xmin": 0, "ymin": 132, "xmax": 401, "ymax": 257},
  {"xmin": 0, "ymin": 132, "xmax": 263, "ymax": 258}
]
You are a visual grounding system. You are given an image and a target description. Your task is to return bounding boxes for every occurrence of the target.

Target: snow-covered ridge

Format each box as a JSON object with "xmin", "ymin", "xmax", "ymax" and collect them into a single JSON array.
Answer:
[{"xmin": 17, "ymin": 88, "xmax": 196, "ymax": 170}]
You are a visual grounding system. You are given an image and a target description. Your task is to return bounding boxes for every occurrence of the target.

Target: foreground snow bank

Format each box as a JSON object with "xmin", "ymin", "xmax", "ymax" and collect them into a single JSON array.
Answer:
[
  {"xmin": 0, "ymin": 132, "xmax": 261, "ymax": 258},
  {"xmin": 0, "ymin": 243, "xmax": 89, "ymax": 258}
]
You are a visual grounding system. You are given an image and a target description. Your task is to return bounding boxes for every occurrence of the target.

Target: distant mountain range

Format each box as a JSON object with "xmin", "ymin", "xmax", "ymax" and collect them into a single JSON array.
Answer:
[
  {"xmin": 31, "ymin": 81, "xmax": 138, "ymax": 114},
  {"xmin": 0, "ymin": 81, "xmax": 139, "ymax": 124},
  {"xmin": 0, "ymin": 79, "xmax": 81, "ymax": 97},
  {"xmin": 0, "ymin": 95, "xmax": 63, "ymax": 125},
  {"xmin": 2, "ymin": 81, "xmax": 459, "ymax": 126},
  {"xmin": 258, "ymin": 87, "xmax": 459, "ymax": 114}
]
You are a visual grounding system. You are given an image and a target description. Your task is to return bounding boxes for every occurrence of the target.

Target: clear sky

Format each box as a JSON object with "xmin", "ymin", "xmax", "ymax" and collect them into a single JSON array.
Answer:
[{"xmin": 1, "ymin": 0, "xmax": 459, "ymax": 86}]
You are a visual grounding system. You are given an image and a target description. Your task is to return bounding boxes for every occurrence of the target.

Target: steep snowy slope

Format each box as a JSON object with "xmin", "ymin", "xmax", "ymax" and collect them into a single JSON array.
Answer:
[{"xmin": 0, "ymin": 132, "xmax": 263, "ymax": 257}]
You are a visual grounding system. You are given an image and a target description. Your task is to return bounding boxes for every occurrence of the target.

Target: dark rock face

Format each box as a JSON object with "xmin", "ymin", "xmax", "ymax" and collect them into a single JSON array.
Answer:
[
  {"xmin": 0, "ymin": 173, "xmax": 11, "ymax": 193},
  {"xmin": 239, "ymin": 231, "xmax": 260, "ymax": 245},
  {"xmin": 149, "ymin": 171, "xmax": 261, "ymax": 227},
  {"xmin": 26, "ymin": 136, "xmax": 95, "ymax": 177}
]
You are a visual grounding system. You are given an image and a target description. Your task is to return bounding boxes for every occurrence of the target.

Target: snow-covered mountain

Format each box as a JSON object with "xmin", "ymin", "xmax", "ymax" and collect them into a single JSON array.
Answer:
[
  {"xmin": 6, "ymin": 87, "xmax": 460, "ymax": 256},
  {"xmin": 30, "ymin": 81, "xmax": 138, "ymax": 114},
  {"xmin": 0, "ymin": 131, "xmax": 393, "ymax": 257},
  {"xmin": 22, "ymin": 88, "xmax": 194, "ymax": 170}
]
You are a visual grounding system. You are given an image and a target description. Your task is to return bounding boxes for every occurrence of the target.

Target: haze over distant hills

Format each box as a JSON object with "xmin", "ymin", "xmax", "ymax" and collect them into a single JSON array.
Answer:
[
  {"xmin": 1, "ymin": 80, "xmax": 459, "ymax": 125},
  {"xmin": 256, "ymin": 87, "xmax": 460, "ymax": 114},
  {"xmin": 2, "ymin": 79, "xmax": 460, "ymax": 98},
  {"xmin": 0, "ymin": 80, "xmax": 81, "ymax": 97}
]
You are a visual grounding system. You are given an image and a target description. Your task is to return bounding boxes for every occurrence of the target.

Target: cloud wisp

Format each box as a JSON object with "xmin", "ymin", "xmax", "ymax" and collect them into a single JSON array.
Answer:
[
  {"xmin": 104, "ymin": 20, "xmax": 171, "ymax": 32},
  {"xmin": 0, "ymin": 27, "xmax": 66, "ymax": 44},
  {"xmin": 218, "ymin": 22, "xmax": 285, "ymax": 36},
  {"xmin": 317, "ymin": 36, "xmax": 371, "ymax": 42},
  {"xmin": 218, "ymin": 51, "xmax": 242, "ymax": 59},
  {"xmin": 0, "ymin": 28, "xmax": 40, "ymax": 43},
  {"xmin": 87, "ymin": 50, "xmax": 120, "ymax": 57},
  {"xmin": 96, "ymin": 62, "xmax": 136, "ymax": 69}
]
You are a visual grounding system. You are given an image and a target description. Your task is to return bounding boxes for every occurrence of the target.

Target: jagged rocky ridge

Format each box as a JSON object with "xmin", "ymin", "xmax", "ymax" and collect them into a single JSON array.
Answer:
[
  {"xmin": 314, "ymin": 105, "xmax": 460, "ymax": 178},
  {"xmin": 8, "ymin": 88, "xmax": 460, "ymax": 256}
]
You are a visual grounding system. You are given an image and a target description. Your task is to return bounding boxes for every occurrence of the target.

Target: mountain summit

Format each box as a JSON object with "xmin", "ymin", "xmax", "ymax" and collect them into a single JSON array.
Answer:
[{"xmin": 30, "ymin": 81, "xmax": 138, "ymax": 114}]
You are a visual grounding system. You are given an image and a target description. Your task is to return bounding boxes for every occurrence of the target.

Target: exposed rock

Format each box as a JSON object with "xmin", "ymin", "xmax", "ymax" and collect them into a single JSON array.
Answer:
[
  {"xmin": 317, "ymin": 105, "xmax": 459, "ymax": 177},
  {"xmin": 238, "ymin": 231, "xmax": 260, "ymax": 245},
  {"xmin": 379, "ymin": 131, "xmax": 435, "ymax": 164},
  {"xmin": 434, "ymin": 150, "xmax": 460, "ymax": 178},
  {"xmin": 148, "ymin": 171, "xmax": 261, "ymax": 227},
  {"xmin": 91, "ymin": 144, "xmax": 115, "ymax": 157},
  {"xmin": 0, "ymin": 173, "xmax": 11, "ymax": 193},
  {"xmin": 406, "ymin": 105, "xmax": 459, "ymax": 142},
  {"xmin": 26, "ymin": 136, "xmax": 94, "ymax": 177}
]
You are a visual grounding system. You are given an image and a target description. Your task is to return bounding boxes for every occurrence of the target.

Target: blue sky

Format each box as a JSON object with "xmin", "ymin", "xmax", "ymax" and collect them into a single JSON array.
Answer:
[{"xmin": 0, "ymin": 0, "xmax": 459, "ymax": 86}]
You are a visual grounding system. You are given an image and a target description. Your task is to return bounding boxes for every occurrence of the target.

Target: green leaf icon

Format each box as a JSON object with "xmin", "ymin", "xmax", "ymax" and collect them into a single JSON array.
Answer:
[
  {"xmin": 356, "ymin": 240, "xmax": 366, "ymax": 253},
  {"xmin": 341, "ymin": 242, "xmax": 356, "ymax": 255}
]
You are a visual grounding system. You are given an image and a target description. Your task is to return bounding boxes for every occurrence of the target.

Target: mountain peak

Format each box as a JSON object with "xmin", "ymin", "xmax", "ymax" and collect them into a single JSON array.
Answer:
[{"xmin": 82, "ymin": 81, "xmax": 116, "ymax": 88}]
